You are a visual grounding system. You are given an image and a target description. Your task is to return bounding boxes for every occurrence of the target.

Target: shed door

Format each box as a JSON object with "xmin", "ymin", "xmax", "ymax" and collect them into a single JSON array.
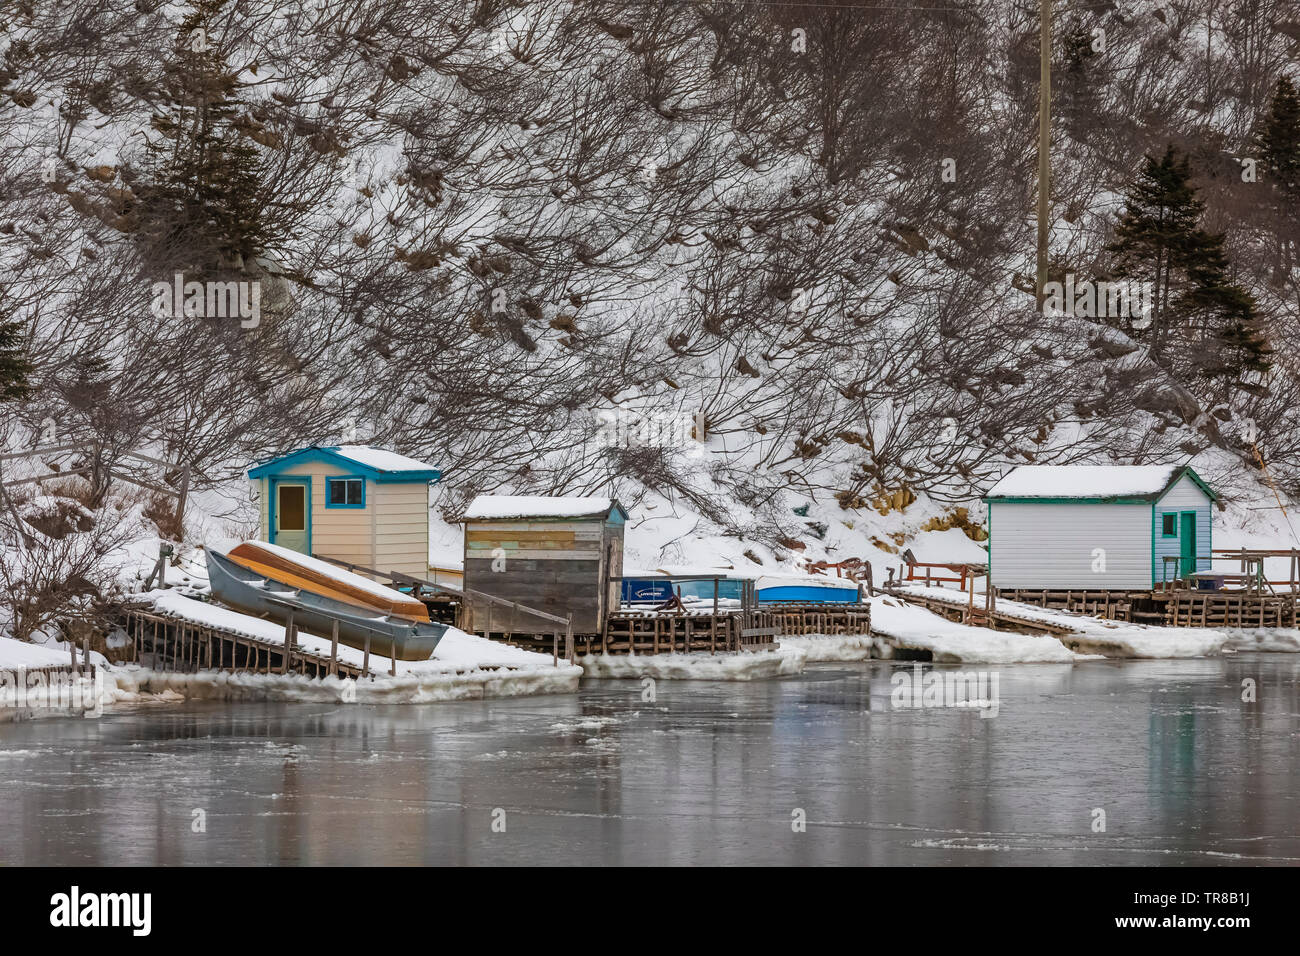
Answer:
[
  {"xmin": 1180, "ymin": 512, "xmax": 1197, "ymax": 579},
  {"xmin": 274, "ymin": 482, "xmax": 310, "ymax": 554}
]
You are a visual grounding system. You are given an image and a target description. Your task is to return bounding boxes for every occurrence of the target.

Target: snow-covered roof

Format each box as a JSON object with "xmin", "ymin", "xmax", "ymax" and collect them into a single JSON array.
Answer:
[
  {"xmin": 462, "ymin": 495, "xmax": 628, "ymax": 521},
  {"xmin": 248, "ymin": 445, "xmax": 441, "ymax": 483},
  {"xmin": 330, "ymin": 446, "xmax": 438, "ymax": 474},
  {"xmin": 984, "ymin": 464, "xmax": 1215, "ymax": 502}
]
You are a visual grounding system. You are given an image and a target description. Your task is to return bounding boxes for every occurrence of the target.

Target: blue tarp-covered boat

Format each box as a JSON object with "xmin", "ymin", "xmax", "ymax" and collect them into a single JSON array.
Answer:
[{"xmin": 620, "ymin": 567, "xmax": 861, "ymax": 606}]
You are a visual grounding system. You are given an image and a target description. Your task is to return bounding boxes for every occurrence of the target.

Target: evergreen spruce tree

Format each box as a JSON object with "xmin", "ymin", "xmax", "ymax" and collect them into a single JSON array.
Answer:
[
  {"xmin": 1107, "ymin": 146, "xmax": 1202, "ymax": 354},
  {"xmin": 1108, "ymin": 145, "xmax": 1270, "ymax": 390},
  {"xmin": 140, "ymin": 0, "xmax": 271, "ymax": 270},
  {"xmin": 1255, "ymin": 76, "xmax": 1300, "ymax": 275},
  {"xmin": 0, "ymin": 317, "xmax": 32, "ymax": 402}
]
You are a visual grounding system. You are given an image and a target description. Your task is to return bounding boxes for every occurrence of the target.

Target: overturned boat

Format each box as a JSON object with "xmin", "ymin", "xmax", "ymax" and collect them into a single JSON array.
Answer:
[{"xmin": 205, "ymin": 544, "xmax": 448, "ymax": 661}]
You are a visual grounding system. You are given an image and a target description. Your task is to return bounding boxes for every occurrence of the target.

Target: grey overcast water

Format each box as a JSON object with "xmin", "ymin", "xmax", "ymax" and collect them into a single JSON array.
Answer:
[{"xmin": 2, "ymin": 656, "xmax": 1298, "ymax": 866}]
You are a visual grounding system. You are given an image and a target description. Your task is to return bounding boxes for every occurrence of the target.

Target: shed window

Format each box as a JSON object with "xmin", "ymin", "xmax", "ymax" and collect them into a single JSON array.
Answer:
[
  {"xmin": 1161, "ymin": 513, "xmax": 1177, "ymax": 537},
  {"xmin": 327, "ymin": 477, "xmax": 364, "ymax": 507}
]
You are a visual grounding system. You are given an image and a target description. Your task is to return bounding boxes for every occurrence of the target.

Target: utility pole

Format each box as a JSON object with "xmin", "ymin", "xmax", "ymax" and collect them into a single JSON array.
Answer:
[{"xmin": 1036, "ymin": 0, "xmax": 1052, "ymax": 307}]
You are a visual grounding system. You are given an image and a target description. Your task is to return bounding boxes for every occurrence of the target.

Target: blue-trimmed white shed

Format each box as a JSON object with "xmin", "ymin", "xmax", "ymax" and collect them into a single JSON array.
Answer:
[
  {"xmin": 248, "ymin": 445, "xmax": 441, "ymax": 576},
  {"xmin": 984, "ymin": 465, "xmax": 1218, "ymax": 590}
]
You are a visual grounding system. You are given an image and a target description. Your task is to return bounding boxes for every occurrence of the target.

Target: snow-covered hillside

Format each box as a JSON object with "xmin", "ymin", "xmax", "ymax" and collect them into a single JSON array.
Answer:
[{"xmin": 3, "ymin": 1, "xmax": 1300, "ymax": 642}]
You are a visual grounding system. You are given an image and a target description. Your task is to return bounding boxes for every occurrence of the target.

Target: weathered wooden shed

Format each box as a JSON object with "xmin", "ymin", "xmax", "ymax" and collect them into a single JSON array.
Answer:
[
  {"xmin": 461, "ymin": 495, "xmax": 627, "ymax": 634},
  {"xmin": 248, "ymin": 445, "xmax": 441, "ymax": 577},
  {"xmin": 985, "ymin": 464, "xmax": 1217, "ymax": 590}
]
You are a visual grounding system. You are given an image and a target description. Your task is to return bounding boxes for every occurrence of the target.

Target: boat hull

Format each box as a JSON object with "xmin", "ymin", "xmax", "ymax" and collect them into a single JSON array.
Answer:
[{"xmin": 206, "ymin": 550, "xmax": 447, "ymax": 661}]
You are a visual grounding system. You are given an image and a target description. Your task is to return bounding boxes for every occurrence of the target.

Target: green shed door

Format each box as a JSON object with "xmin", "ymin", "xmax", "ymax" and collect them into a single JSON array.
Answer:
[{"xmin": 1180, "ymin": 511, "xmax": 1197, "ymax": 579}]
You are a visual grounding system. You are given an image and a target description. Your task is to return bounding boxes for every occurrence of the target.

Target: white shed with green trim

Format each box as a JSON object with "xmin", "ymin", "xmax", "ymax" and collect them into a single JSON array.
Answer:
[{"xmin": 984, "ymin": 465, "xmax": 1217, "ymax": 590}]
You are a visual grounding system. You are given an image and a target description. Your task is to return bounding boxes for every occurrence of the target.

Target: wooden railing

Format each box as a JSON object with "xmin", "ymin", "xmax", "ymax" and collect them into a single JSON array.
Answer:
[{"xmin": 1157, "ymin": 551, "xmax": 1299, "ymax": 593}]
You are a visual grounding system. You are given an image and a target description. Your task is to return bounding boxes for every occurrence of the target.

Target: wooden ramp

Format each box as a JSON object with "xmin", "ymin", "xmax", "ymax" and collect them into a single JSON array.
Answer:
[
  {"xmin": 887, "ymin": 587, "xmax": 1076, "ymax": 636},
  {"xmin": 122, "ymin": 608, "xmax": 368, "ymax": 679}
]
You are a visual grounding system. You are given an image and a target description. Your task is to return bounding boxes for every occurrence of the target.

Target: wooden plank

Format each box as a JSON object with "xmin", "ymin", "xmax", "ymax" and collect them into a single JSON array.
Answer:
[{"xmin": 466, "ymin": 529, "xmax": 580, "ymax": 545}]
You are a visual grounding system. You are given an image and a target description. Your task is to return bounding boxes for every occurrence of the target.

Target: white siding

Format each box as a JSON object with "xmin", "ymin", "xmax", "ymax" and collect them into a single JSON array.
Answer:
[
  {"xmin": 989, "ymin": 502, "xmax": 1151, "ymax": 589},
  {"xmin": 1152, "ymin": 475, "xmax": 1213, "ymax": 583}
]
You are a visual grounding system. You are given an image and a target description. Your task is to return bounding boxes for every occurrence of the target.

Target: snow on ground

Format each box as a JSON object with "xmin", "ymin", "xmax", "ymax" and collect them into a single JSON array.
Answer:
[
  {"xmin": 0, "ymin": 634, "xmax": 76, "ymax": 669},
  {"xmin": 894, "ymin": 584, "xmax": 1231, "ymax": 658},
  {"xmin": 576, "ymin": 647, "xmax": 806, "ymax": 680},
  {"xmin": 868, "ymin": 595, "xmax": 1082, "ymax": 664},
  {"xmin": 112, "ymin": 662, "xmax": 578, "ymax": 704}
]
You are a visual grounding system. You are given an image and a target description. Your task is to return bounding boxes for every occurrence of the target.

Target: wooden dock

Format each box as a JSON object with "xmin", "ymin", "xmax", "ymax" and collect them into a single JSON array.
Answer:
[
  {"xmin": 886, "ymin": 587, "xmax": 1076, "ymax": 635},
  {"xmin": 490, "ymin": 602, "xmax": 872, "ymax": 657},
  {"xmin": 1150, "ymin": 589, "xmax": 1299, "ymax": 628},
  {"xmin": 997, "ymin": 588, "xmax": 1300, "ymax": 628},
  {"xmin": 121, "ymin": 608, "xmax": 368, "ymax": 679}
]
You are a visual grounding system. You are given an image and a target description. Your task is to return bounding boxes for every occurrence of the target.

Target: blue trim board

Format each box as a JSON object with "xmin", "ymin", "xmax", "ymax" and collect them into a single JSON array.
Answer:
[
  {"xmin": 325, "ymin": 475, "xmax": 366, "ymax": 509},
  {"xmin": 250, "ymin": 446, "xmax": 440, "ymax": 483},
  {"xmin": 1151, "ymin": 503, "xmax": 1156, "ymax": 587}
]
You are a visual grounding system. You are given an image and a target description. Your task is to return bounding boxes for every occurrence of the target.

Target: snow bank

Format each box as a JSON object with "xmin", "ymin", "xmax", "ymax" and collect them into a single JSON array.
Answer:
[
  {"xmin": 109, "ymin": 663, "xmax": 580, "ymax": 703},
  {"xmin": 1052, "ymin": 623, "xmax": 1229, "ymax": 658},
  {"xmin": 1224, "ymin": 628, "xmax": 1300, "ymax": 652},
  {"xmin": 576, "ymin": 647, "xmax": 806, "ymax": 680},
  {"xmin": 778, "ymin": 634, "xmax": 878, "ymax": 662},
  {"xmin": 869, "ymin": 596, "xmax": 1081, "ymax": 663},
  {"xmin": 0, "ymin": 635, "xmax": 75, "ymax": 669}
]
